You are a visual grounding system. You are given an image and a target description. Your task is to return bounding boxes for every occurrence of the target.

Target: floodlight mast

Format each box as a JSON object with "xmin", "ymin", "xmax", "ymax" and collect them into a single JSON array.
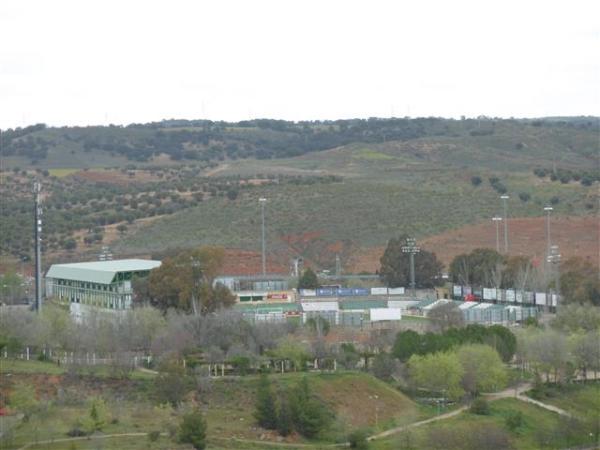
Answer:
[
  {"xmin": 547, "ymin": 244, "xmax": 561, "ymax": 311},
  {"xmin": 259, "ymin": 197, "xmax": 267, "ymax": 276},
  {"xmin": 402, "ymin": 237, "xmax": 420, "ymax": 297},
  {"xmin": 500, "ymin": 195, "xmax": 510, "ymax": 253},
  {"xmin": 492, "ymin": 217, "xmax": 502, "ymax": 253},
  {"xmin": 543, "ymin": 206, "xmax": 553, "ymax": 261},
  {"xmin": 33, "ymin": 182, "xmax": 43, "ymax": 313}
]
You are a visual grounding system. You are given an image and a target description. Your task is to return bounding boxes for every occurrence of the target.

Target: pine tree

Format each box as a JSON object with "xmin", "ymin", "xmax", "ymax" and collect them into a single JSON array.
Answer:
[
  {"xmin": 298, "ymin": 268, "xmax": 318, "ymax": 290},
  {"xmin": 254, "ymin": 373, "xmax": 278, "ymax": 429},
  {"xmin": 178, "ymin": 409, "xmax": 207, "ymax": 450},
  {"xmin": 289, "ymin": 376, "xmax": 333, "ymax": 438},
  {"xmin": 277, "ymin": 392, "xmax": 293, "ymax": 436}
]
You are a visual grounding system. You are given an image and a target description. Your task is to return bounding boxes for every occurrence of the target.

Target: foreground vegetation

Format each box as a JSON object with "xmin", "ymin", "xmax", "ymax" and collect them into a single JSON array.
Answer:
[
  {"xmin": 2, "ymin": 298, "xmax": 599, "ymax": 449},
  {"xmin": 371, "ymin": 395, "xmax": 599, "ymax": 450}
]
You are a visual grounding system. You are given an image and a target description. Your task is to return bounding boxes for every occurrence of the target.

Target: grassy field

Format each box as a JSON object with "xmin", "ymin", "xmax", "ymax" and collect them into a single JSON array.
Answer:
[
  {"xmin": 0, "ymin": 359, "xmax": 156, "ymax": 380},
  {"xmin": 47, "ymin": 168, "xmax": 81, "ymax": 178},
  {"xmin": 0, "ymin": 361, "xmax": 426, "ymax": 450},
  {"xmin": 527, "ymin": 382, "xmax": 600, "ymax": 419},
  {"xmin": 371, "ymin": 396, "xmax": 599, "ymax": 450},
  {"xmin": 2, "ymin": 361, "xmax": 598, "ymax": 449}
]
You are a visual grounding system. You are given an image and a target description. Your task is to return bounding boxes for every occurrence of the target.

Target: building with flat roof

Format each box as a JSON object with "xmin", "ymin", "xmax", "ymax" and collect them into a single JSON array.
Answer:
[{"xmin": 46, "ymin": 259, "xmax": 161, "ymax": 311}]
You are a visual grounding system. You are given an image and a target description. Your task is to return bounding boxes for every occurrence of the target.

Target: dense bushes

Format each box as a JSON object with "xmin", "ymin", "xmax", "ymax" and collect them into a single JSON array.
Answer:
[
  {"xmin": 534, "ymin": 166, "xmax": 599, "ymax": 186},
  {"xmin": 178, "ymin": 409, "xmax": 207, "ymax": 450},
  {"xmin": 393, "ymin": 324, "xmax": 516, "ymax": 363},
  {"xmin": 254, "ymin": 375, "xmax": 334, "ymax": 438}
]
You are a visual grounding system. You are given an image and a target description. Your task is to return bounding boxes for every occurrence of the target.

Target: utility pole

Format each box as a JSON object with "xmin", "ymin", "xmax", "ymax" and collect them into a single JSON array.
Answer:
[
  {"xmin": 259, "ymin": 197, "xmax": 267, "ymax": 276},
  {"xmin": 500, "ymin": 195, "xmax": 510, "ymax": 253},
  {"xmin": 402, "ymin": 237, "xmax": 420, "ymax": 297},
  {"xmin": 492, "ymin": 217, "xmax": 502, "ymax": 253},
  {"xmin": 33, "ymin": 182, "xmax": 43, "ymax": 313},
  {"xmin": 335, "ymin": 253, "xmax": 341, "ymax": 277}
]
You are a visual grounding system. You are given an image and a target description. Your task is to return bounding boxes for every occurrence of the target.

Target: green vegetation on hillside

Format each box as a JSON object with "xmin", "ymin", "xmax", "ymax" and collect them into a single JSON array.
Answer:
[
  {"xmin": 371, "ymin": 398, "xmax": 598, "ymax": 450},
  {"xmin": 2, "ymin": 117, "xmax": 598, "ymax": 268}
]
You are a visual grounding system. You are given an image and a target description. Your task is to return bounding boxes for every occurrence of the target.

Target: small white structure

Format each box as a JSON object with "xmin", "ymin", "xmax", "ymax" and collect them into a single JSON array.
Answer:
[
  {"xmin": 301, "ymin": 301, "xmax": 339, "ymax": 325},
  {"xmin": 370, "ymin": 308, "xmax": 402, "ymax": 322},
  {"xmin": 422, "ymin": 299, "xmax": 451, "ymax": 313},
  {"xmin": 388, "ymin": 287, "xmax": 405, "ymax": 295},
  {"xmin": 387, "ymin": 300, "xmax": 419, "ymax": 311},
  {"xmin": 459, "ymin": 302, "xmax": 478, "ymax": 310}
]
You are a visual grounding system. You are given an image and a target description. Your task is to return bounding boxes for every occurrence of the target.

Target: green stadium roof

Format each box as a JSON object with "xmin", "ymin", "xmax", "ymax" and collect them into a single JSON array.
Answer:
[
  {"xmin": 46, "ymin": 259, "xmax": 161, "ymax": 284},
  {"xmin": 339, "ymin": 300, "xmax": 388, "ymax": 310}
]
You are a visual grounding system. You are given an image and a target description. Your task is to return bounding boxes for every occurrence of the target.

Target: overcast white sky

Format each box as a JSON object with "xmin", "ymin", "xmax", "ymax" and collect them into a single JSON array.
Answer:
[{"xmin": 1, "ymin": 0, "xmax": 598, "ymax": 128}]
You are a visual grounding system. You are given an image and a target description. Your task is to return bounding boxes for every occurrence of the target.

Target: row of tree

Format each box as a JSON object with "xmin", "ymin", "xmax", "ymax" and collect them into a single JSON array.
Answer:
[
  {"xmin": 449, "ymin": 248, "xmax": 600, "ymax": 305},
  {"xmin": 134, "ymin": 247, "xmax": 236, "ymax": 314},
  {"xmin": 392, "ymin": 323, "xmax": 517, "ymax": 363},
  {"xmin": 408, "ymin": 343, "xmax": 507, "ymax": 400}
]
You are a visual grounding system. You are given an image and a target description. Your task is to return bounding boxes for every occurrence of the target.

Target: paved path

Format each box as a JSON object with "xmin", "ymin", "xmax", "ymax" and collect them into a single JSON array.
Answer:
[
  {"xmin": 515, "ymin": 394, "xmax": 572, "ymax": 417},
  {"xmin": 368, "ymin": 382, "xmax": 573, "ymax": 443},
  {"xmin": 368, "ymin": 405, "xmax": 469, "ymax": 441},
  {"xmin": 17, "ymin": 432, "xmax": 149, "ymax": 450}
]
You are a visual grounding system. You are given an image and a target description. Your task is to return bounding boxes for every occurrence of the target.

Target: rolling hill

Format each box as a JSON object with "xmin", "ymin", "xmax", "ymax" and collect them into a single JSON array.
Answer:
[{"xmin": 1, "ymin": 117, "xmax": 598, "ymax": 272}]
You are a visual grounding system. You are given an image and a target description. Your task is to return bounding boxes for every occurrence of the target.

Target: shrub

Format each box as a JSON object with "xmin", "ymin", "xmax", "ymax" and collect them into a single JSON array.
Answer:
[
  {"xmin": 153, "ymin": 366, "xmax": 189, "ymax": 407},
  {"xmin": 178, "ymin": 409, "xmax": 207, "ymax": 450},
  {"xmin": 505, "ymin": 410, "xmax": 524, "ymax": 431},
  {"xmin": 371, "ymin": 352, "xmax": 396, "ymax": 381},
  {"xmin": 67, "ymin": 422, "xmax": 87, "ymax": 437},
  {"xmin": 148, "ymin": 430, "xmax": 161, "ymax": 442},
  {"xmin": 518, "ymin": 192, "xmax": 530, "ymax": 202},
  {"xmin": 470, "ymin": 176, "xmax": 482, "ymax": 186},
  {"xmin": 470, "ymin": 397, "xmax": 490, "ymax": 415},
  {"xmin": 581, "ymin": 176, "xmax": 593, "ymax": 186},
  {"xmin": 348, "ymin": 428, "xmax": 370, "ymax": 449},
  {"xmin": 82, "ymin": 397, "xmax": 109, "ymax": 433}
]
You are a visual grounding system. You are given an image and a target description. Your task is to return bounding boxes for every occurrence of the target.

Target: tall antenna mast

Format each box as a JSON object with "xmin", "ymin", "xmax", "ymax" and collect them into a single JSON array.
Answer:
[{"xmin": 33, "ymin": 181, "xmax": 43, "ymax": 312}]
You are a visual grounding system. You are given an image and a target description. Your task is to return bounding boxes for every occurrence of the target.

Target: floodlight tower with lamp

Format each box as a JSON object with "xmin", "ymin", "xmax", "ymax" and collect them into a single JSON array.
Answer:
[
  {"xmin": 259, "ymin": 197, "xmax": 267, "ymax": 276},
  {"xmin": 500, "ymin": 195, "xmax": 510, "ymax": 253},
  {"xmin": 33, "ymin": 182, "xmax": 43, "ymax": 313},
  {"xmin": 492, "ymin": 217, "xmax": 502, "ymax": 253},
  {"xmin": 547, "ymin": 244, "xmax": 561, "ymax": 311},
  {"xmin": 402, "ymin": 237, "xmax": 420, "ymax": 297},
  {"xmin": 543, "ymin": 206, "xmax": 553, "ymax": 259}
]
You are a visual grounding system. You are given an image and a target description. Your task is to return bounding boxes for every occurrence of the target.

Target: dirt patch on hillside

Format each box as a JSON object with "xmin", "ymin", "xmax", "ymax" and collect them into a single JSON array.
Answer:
[
  {"xmin": 348, "ymin": 216, "xmax": 599, "ymax": 272},
  {"xmin": 315, "ymin": 374, "xmax": 419, "ymax": 429},
  {"xmin": 221, "ymin": 249, "xmax": 289, "ymax": 276}
]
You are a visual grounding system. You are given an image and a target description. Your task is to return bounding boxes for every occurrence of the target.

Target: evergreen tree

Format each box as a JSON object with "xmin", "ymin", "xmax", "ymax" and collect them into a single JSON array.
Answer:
[
  {"xmin": 178, "ymin": 409, "xmax": 207, "ymax": 450},
  {"xmin": 277, "ymin": 392, "xmax": 293, "ymax": 436},
  {"xmin": 254, "ymin": 374, "xmax": 278, "ymax": 430},
  {"xmin": 298, "ymin": 268, "xmax": 319, "ymax": 290},
  {"xmin": 290, "ymin": 377, "xmax": 333, "ymax": 438},
  {"xmin": 379, "ymin": 235, "xmax": 443, "ymax": 288}
]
